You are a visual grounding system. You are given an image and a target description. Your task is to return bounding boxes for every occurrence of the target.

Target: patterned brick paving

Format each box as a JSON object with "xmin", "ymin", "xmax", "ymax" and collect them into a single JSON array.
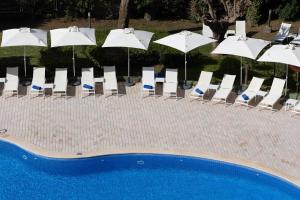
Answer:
[{"xmin": 0, "ymin": 83, "xmax": 299, "ymax": 182}]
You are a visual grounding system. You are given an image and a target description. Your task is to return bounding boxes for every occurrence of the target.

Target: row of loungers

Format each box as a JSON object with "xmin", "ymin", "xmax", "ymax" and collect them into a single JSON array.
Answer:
[
  {"xmin": 2, "ymin": 66, "xmax": 118, "ymax": 98},
  {"xmin": 1, "ymin": 66, "xmax": 300, "ymax": 115}
]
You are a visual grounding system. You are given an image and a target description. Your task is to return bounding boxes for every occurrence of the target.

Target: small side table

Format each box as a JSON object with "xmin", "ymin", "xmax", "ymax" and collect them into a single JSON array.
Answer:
[
  {"xmin": 208, "ymin": 84, "xmax": 219, "ymax": 91},
  {"xmin": 94, "ymin": 77, "xmax": 104, "ymax": 84},
  {"xmin": 155, "ymin": 77, "xmax": 165, "ymax": 83},
  {"xmin": 256, "ymin": 90, "xmax": 268, "ymax": 102},
  {"xmin": 284, "ymin": 99, "xmax": 298, "ymax": 111},
  {"xmin": 0, "ymin": 78, "xmax": 6, "ymax": 83},
  {"xmin": 44, "ymin": 83, "xmax": 54, "ymax": 96}
]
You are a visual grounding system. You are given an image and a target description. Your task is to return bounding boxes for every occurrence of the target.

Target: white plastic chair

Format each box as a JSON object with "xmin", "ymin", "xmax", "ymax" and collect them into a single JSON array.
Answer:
[
  {"xmin": 3, "ymin": 67, "xmax": 19, "ymax": 97},
  {"xmin": 190, "ymin": 71, "xmax": 213, "ymax": 101},
  {"xmin": 163, "ymin": 68, "xmax": 178, "ymax": 99},
  {"xmin": 212, "ymin": 74, "xmax": 236, "ymax": 104},
  {"xmin": 292, "ymin": 102, "xmax": 300, "ymax": 115},
  {"xmin": 236, "ymin": 20, "xmax": 246, "ymax": 38},
  {"xmin": 235, "ymin": 77, "xmax": 264, "ymax": 107},
  {"xmin": 30, "ymin": 67, "xmax": 46, "ymax": 97},
  {"xmin": 202, "ymin": 24, "xmax": 214, "ymax": 38},
  {"xmin": 291, "ymin": 28, "xmax": 300, "ymax": 45},
  {"xmin": 259, "ymin": 78, "xmax": 286, "ymax": 111},
  {"xmin": 103, "ymin": 66, "xmax": 118, "ymax": 97},
  {"xmin": 81, "ymin": 67, "xmax": 95, "ymax": 98},
  {"xmin": 52, "ymin": 68, "xmax": 68, "ymax": 97},
  {"xmin": 141, "ymin": 67, "xmax": 155, "ymax": 97},
  {"xmin": 273, "ymin": 23, "xmax": 292, "ymax": 43}
]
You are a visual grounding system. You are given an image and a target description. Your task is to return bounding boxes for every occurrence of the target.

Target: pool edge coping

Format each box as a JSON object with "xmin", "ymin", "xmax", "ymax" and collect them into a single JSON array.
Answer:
[{"xmin": 1, "ymin": 133, "xmax": 300, "ymax": 188}]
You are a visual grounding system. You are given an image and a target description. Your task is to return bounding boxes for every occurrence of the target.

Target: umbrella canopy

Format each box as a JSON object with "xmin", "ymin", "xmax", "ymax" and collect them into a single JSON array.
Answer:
[
  {"xmin": 102, "ymin": 28, "xmax": 154, "ymax": 85},
  {"xmin": 102, "ymin": 28, "xmax": 153, "ymax": 50},
  {"xmin": 50, "ymin": 26, "xmax": 96, "ymax": 77},
  {"xmin": 212, "ymin": 36, "xmax": 270, "ymax": 86},
  {"xmin": 257, "ymin": 44, "xmax": 300, "ymax": 95},
  {"xmin": 1, "ymin": 28, "xmax": 47, "ymax": 77},
  {"xmin": 154, "ymin": 31, "xmax": 216, "ymax": 87},
  {"xmin": 154, "ymin": 30, "xmax": 216, "ymax": 53}
]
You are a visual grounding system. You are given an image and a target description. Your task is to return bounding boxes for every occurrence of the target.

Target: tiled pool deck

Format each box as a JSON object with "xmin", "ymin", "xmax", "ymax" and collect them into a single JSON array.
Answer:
[{"xmin": 0, "ymin": 83, "xmax": 299, "ymax": 186}]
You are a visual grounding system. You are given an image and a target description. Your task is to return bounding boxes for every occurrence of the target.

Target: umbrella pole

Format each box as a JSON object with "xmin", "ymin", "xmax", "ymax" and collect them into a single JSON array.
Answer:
[
  {"xmin": 128, "ymin": 48, "xmax": 130, "ymax": 83},
  {"xmin": 23, "ymin": 46, "xmax": 27, "ymax": 77},
  {"xmin": 72, "ymin": 45, "xmax": 76, "ymax": 77},
  {"xmin": 285, "ymin": 64, "xmax": 288, "ymax": 96},
  {"xmin": 184, "ymin": 53, "xmax": 187, "ymax": 84},
  {"xmin": 240, "ymin": 57, "xmax": 243, "ymax": 88},
  {"xmin": 297, "ymin": 72, "xmax": 299, "ymax": 99}
]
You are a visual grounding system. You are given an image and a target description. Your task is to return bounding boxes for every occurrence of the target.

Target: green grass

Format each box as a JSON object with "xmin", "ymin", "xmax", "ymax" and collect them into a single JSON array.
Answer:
[{"xmin": 0, "ymin": 29, "xmax": 299, "ymax": 98}]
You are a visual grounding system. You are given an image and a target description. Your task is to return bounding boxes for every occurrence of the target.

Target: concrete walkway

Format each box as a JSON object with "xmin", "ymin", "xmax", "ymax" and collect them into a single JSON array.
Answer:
[{"xmin": 0, "ymin": 83, "xmax": 299, "ymax": 185}]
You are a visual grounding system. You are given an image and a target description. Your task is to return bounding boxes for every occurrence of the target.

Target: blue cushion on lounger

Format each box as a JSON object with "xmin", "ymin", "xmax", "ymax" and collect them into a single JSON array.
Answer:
[
  {"xmin": 144, "ymin": 84, "xmax": 154, "ymax": 90},
  {"xmin": 32, "ymin": 85, "xmax": 42, "ymax": 91},
  {"xmin": 83, "ymin": 84, "xmax": 93, "ymax": 90},
  {"xmin": 195, "ymin": 88, "xmax": 203, "ymax": 95},
  {"xmin": 242, "ymin": 94, "xmax": 249, "ymax": 101}
]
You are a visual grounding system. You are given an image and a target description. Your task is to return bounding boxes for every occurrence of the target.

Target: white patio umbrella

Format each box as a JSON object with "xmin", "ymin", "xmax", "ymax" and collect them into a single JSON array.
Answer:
[
  {"xmin": 102, "ymin": 28, "xmax": 154, "ymax": 86},
  {"xmin": 1, "ymin": 27, "xmax": 47, "ymax": 79},
  {"xmin": 154, "ymin": 30, "xmax": 216, "ymax": 88},
  {"xmin": 257, "ymin": 44, "xmax": 300, "ymax": 95},
  {"xmin": 50, "ymin": 26, "xmax": 96, "ymax": 77},
  {"xmin": 212, "ymin": 36, "xmax": 270, "ymax": 87}
]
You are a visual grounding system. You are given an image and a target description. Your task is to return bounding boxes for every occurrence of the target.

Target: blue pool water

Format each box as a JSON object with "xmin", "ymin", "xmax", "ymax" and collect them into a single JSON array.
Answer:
[{"xmin": 0, "ymin": 141, "xmax": 299, "ymax": 200}]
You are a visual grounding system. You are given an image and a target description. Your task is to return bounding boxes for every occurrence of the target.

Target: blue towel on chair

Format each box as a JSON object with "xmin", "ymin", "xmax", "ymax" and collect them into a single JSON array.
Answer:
[
  {"xmin": 195, "ymin": 88, "xmax": 203, "ymax": 95},
  {"xmin": 144, "ymin": 84, "xmax": 153, "ymax": 90},
  {"xmin": 242, "ymin": 94, "xmax": 249, "ymax": 101},
  {"xmin": 83, "ymin": 84, "xmax": 93, "ymax": 90},
  {"xmin": 32, "ymin": 85, "xmax": 42, "ymax": 91}
]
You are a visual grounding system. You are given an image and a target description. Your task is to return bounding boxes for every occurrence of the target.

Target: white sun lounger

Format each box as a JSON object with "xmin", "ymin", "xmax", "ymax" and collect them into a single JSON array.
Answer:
[
  {"xmin": 141, "ymin": 67, "xmax": 155, "ymax": 97},
  {"xmin": 190, "ymin": 71, "xmax": 213, "ymax": 101},
  {"xmin": 292, "ymin": 102, "xmax": 300, "ymax": 115},
  {"xmin": 30, "ymin": 67, "xmax": 45, "ymax": 97},
  {"xmin": 52, "ymin": 68, "xmax": 68, "ymax": 97},
  {"xmin": 272, "ymin": 23, "xmax": 291, "ymax": 43},
  {"xmin": 259, "ymin": 78, "xmax": 286, "ymax": 111},
  {"xmin": 163, "ymin": 68, "xmax": 178, "ymax": 99},
  {"xmin": 291, "ymin": 28, "xmax": 300, "ymax": 45},
  {"xmin": 3, "ymin": 67, "xmax": 19, "ymax": 97},
  {"xmin": 212, "ymin": 74, "xmax": 236, "ymax": 104},
  {"xmin": 103, "ymin": 66, "xmax": 118, "ymax": 96},
  {"xmin": 235, "ymin": 20, "xmax": 246, "ymax": 38},
  {"xmin": 235, "ymin": 77, "xmax": 264, "ymax": 107},
  {"xmin": 81, "ymin": 67, "xmax": 95, "ymax": 98}
]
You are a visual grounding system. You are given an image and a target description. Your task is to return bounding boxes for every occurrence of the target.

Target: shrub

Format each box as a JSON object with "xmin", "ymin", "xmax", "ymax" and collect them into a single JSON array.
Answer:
[
  {"xmin": 276, "ymin": 0, "xmax": 300, "ymax": 21},
  {"xmin": 189, "ymin": 0, "xmax": 206, "ymax": 22},
  {"xmin": 246, "ymin": 0, "xmax": 263, "ymax": 26}
]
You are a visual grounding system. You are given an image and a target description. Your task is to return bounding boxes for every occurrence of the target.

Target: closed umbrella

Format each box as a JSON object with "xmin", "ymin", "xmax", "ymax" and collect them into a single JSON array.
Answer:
[
  {"xmin": 1, "ymin": 27, "xmax": 47, "ymax": 85},
  {"xmin": 50, "ymin": 26, "xmax": 96, "ymax": 84},
  {"xmin": 212, "ymin": 36, "xmax": 270, "ymax": 87},
  {"xmin": 102, "ymin": 28, "xmax": 154, "ymax": 86},
  {"xmin": 154, "ymin": 30, "xmax": 216, "ymax": 89},
  {"xmin": 257, "ymin": 44, "xmax": 300, "ymax": 95}
]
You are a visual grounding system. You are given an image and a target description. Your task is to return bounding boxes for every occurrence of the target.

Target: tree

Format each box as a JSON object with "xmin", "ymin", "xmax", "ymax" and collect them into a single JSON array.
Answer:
[
  {"xmin": 202, "ymin": 0, "xmax": 252, "ymax": 42},
  {"xmin": 118, "ymin": 0, "xmax": 130, "ymax": 28}
]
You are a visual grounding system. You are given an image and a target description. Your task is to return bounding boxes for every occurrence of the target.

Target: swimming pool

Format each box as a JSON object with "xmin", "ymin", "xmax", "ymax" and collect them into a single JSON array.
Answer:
[{"xmin": 0, "ymin": 141, "xmax": 299, "ymax": 200}]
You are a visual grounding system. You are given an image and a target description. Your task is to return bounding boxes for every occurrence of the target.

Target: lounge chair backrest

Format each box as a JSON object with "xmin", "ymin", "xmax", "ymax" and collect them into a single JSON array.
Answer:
[
  {"xmin": 202, "ymin": 24, "xmax": 213, "ymax": 38},
  {"xmin": 104, "ymin": 66, "xmax": 117, "ymax": 82},
  {"xmin": 32, "ymin": 67, "xmax": 45, "ymax": 87},
  {"xmin": 54, "ymin": 68, "xmax": 68, "ymax": 89},
  {"xmin": 82, "ymin": 67, "xmax": 94, "ymax": 84},
  {"xmin": 276, "ymin": 23, "xmax": 291, "ymax": 38},
  {"xmin": 220, "ymin": 74, "xmax": 236, "ymax": 89},
  {"xmin": 269, "ymin": 78, "xmax": 285, "ymax": 96},
  {"xmin": 236, "ymin": 20, "xmax": 246, "ymax": 38},
  {"xmin": 6, "ymin": 67, "xmax": 19, "ymax": 83},
  {"xmin": 165, "ymin": 68, "xmax": 178, "ymax": 83},
  {"xmin": 247, "ymin": 77, "xmax": 264, "ymax": 92},
  {"xmin": 197, "ymin": 71, "xmax": 213, "ymax": 88},
  {"xmin": 142, "ymin": 67, "xmax": 155, "ymax": 85}
]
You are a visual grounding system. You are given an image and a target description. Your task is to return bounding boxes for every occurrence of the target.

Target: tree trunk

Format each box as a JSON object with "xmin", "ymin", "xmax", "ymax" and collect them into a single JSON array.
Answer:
[
  {"xmin": 203, "ymin": 14, "xmax": 229, "ymax": 43},
  {"xmin": 117, "ymin": 0, "xmax": 130, "ymax": 28}
]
